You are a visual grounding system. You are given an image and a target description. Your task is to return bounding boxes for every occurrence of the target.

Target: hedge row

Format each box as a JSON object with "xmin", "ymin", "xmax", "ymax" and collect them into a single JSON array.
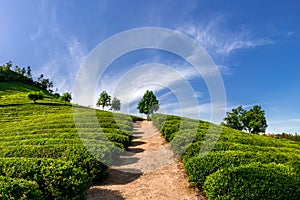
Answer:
[
  {"xmin": 183, "ymin": 150, "xmax": 295, "ymax": 187},
  {"xmin": 0, "ymin": 128, "xmax": 131, "ymax": 142},
  {"xmin": 0, "ymin": 144, "xmax": 115, "ymax": 183},
  {"xmin": 0, "ymin": 158, "xmax": 89, "ymax": 199},
  {"xmin": 204, "ymin": 163, "xmax": 300, "ymax": 200},
  {"xmin": 0, "ymin": 132, "xmax": 131, "ymax": 148},
  {"xmin": 151, "ymin": 113, "xmax": 300, "ymax": 199},
  {"xmin": 0, "ymin": 176, "xmax": 43, "ymax": 200}
]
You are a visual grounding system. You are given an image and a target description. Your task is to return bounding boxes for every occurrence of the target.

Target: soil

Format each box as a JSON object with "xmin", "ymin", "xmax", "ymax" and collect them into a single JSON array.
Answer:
[{"xmin": 86, "ymin": 121, "xmax": 205, "ymax": 200}]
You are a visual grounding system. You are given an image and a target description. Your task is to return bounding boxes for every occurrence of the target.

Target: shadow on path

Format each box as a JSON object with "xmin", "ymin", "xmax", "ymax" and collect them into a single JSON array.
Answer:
[
  {"xmin": 87, "ymin": 188, "xmax": 124, "ymax": 200},
  {"xmin": 100, "ymin": 169, "xmax": 142, "ymax": 185}
]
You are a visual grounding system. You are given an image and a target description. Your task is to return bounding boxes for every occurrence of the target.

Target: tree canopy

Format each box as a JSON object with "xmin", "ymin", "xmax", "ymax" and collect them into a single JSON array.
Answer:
[
  {"xmin": 137, "ymin": 90, "xmax": 159, "ymax": 118},
  {"xmin": 223, "ymin": 105, "xmax": 268, "ymax": 134},
  {"xmin": 28, "ymin": 91, "xmax": 44, "ymax": 103},
  {"xmin": 110, "ymin": 97, "xmax": 121, "ymax": 111},
  {"xmin": 96, "ymin": 91, "xmax": 111, "ymax": 110},
  {"xmin": 59, "ymin": 92, "xmax": 72, "ymax": 102}
]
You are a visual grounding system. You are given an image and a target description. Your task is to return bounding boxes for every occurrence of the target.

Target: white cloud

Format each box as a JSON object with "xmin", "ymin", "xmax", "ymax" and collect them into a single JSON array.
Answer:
[
  {"xmin": 178, "ymin": 19, "xmax": 273, "ymax": 57},
  {"xmin": 94, "ymin": 63, "xmax": 200, "ymax": 116},
  {"xmin": 164, "ymin": 101, "xmax": 228, "ymax": 123},
  {"xmin": 96, "ymin": 61, "xmax": 201, "ymax": 105},
  {"xmin": 35, "ymin": 38, "xmax": 87, "ymax": 94},
  {"xmin": 221, "ymin": 39, "xmax": 272, "ymax": 54},
  {"xmin": 30, "ymin": 2, "xmax": 88, "ymax": 94},
  {"xmin": 267, "ymin": 118, "xmax": 300, "ymax": 134}
]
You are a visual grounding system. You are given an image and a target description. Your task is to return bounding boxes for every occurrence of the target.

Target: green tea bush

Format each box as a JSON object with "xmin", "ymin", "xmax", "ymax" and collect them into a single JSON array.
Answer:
[
  {"xmin": 170, "ymin": 130, "xmax": 197, "ymax": 155},
  {"xmin": 0, "ymin": 158, "xmax": 90, "ymax": 199},
  {"xmin": 0, "ymin": 176, "xmax": 43, "ymax": 200},
  {"xmin": 183, "ymin": 150, "xmax": 291, "ymax": 187},
  {"xmin": 0, "ymin": 144, "xmax": 109, "ymax": 183},
  {"xmin": 204, "ymin": 163, "xmax": 300, "ymax": 200},
  {"xmin": 151, "ymin": 113, "xmax": 300, "ymax": 199},
  {"xmin": 105, "ymin": 133, "xmax": 131, "ymax": 148},
  {"xmin": 184, "ymin": 140, "xmax": 300, "ymax": 155},
  {"xmin": 131, "ymin": 115, "xmax": 144, "ymax": 122},
  {"xmin": 161, "ymin": 121, "xmax": 180, "ymax": 142}
]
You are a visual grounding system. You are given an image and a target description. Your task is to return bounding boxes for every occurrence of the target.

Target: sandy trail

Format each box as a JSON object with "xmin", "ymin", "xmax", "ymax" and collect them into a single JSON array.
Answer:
[{"xmin": 86, "ymin": 121, "xmax": 205, "ymax": 200}]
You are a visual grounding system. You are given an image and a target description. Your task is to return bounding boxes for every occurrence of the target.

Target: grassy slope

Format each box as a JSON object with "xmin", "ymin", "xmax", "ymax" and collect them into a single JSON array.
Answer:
[
  {"xmin": 152, "ymin": 114, "xmax": 300, "ymax": 199},
  {"xmin": 0, "ymin": 81, "xmax": 140, "ymax": 199}
]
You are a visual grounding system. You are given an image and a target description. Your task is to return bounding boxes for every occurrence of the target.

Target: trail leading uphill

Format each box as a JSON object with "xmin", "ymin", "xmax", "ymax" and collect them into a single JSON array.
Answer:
[{"xmin": 86, "ymin": 121, "xmax": 205, "ymax": 200}]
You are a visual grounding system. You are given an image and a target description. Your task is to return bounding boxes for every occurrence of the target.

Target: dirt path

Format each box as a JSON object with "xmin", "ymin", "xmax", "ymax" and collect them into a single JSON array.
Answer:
[{"xmin": 86, "ymin": 121, "xmax": 205, "ymax": 200}]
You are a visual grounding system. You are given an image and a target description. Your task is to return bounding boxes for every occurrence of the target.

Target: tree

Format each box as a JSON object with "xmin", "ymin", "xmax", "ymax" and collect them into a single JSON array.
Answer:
[
  {"xmin": 243, "ymin": 105, "xmax": 268, "ymax": 133},
  {"xmin": 137, "ymin": 90, "xmax": 159, "ymax": 118},
  {"xmin": 54, "ymin": 93, "xmax": 60, "ymax": 98},
  {"xmin": 96, "ymin": 91, "xmax": 111, "ymax": 110},
  {"xmin": 14, "ymin": 65, "xmax": 21, "ymax": 74},
  {"xmin": 110, "ymin": 97, "xmax": 121, "ymax": 111},
  {"xmin": 223, "ymin": 106, "xmax": 246, "ymax": 130},
  {"xmin": 28, "ymin": 91, "xmax": 44, "ymax": 103},
  {"xmin": 26, "ymin": 66, "xmax": 32, "ymax": 79},
  {"xmin": 59, "ymin": 92, "xmax": 72, "ymax": 102},
  {"xmin": 1, "ymin": 61, "xmax": 13, "ymax": 71},
  {"xmin": 20, "ymin": 67, "xmax": 26, "ymax": 76},
  {"xmin": 37, "ymin": 74, "xmax": 53, "ymax": 93},
  {"xmin": 223, "ymin": 105, "xmax": 268, "ymax": 134}
]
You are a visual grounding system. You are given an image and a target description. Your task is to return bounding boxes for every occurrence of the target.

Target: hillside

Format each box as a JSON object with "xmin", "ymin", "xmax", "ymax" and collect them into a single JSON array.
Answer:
[
  {"xmin": 0, "ymin": 81, "xmax": 141, "ymax": 199},
  {"xmin": 152, "ymin": 114, "xmax": 300, "ymax": 199},
  {"xmin": 1, "ymin": 81, "xmax": 299, "ymax": 199}
]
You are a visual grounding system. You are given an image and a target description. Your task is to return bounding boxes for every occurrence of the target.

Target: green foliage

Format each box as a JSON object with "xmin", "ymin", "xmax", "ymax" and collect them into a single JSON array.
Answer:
[
  {"xmin": 96, "ymin": 91, "xmax": 111, "ymax": 109},
  {"xmin": 0, "ymin": 62, "xmax": 55, "ymax": 93},
  {"xmin": 0, "ymin": 82, "xmax": 135, "ymax": 198},
  {"xmin": 183, "ymin": 150, "xmax": 293, "ymax": 187},
  {"xmin": 223, "ymin": 105, "xmax": 268, "ymax": 133},
  {"xmin": 0, "ymin": 66, "xmax": 33, "ymax": 85},
  {"xmin": 130, "ymin": 115, "xmax": 144, "ymax": 122},
  {"xmin": 110, "ymin": 97, "xmax": 121, "ymax": 111},
  {"xmin": 0, "ymin": 176, "xmax": 43, "ymax": 200},
  {"xmin": 0, "ymin": 158, "xmax": 90, "ymax": 199},
  {"xmin": 151, "ymin": 113, "xmax": 300, "ymax": 199},
  {"xmin": 137, "ymin": 90, "xmax": 159, "ymax": 118},
  {"xmin": 28, "ymin": 91, "xmax": 44, "ymax": 103},
  {"xmin": 243, "ymin": 105, "xmax": 268, "ymax": 133},
  {"xmin": 37, "ymin": 74, "xmax": 54, "ymax": 93},
  {"xmin": 0, "ymin": 61, "xmax": 12, "ymax": 71},
  {"xmin": 105, "ymin": 133, "xmax": 131, "ymax": 148},
  {"xmin": 264, "ymin": 132, "xmax": 300, "ymax": 142},
  {"xmin": 59, "ymin": 92, "xmax": 72, "ymax": 102},
  {"xmin": 204, "ymin": 163, "xmax": 300, "ymax": 200},
  {"xmin": 223, "ymin": 105, "xmax": 245, "ymax": 130}
]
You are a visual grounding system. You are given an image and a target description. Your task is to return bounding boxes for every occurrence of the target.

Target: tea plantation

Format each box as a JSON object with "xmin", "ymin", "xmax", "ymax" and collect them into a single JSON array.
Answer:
[
  {"xmin": 152, "ymin": 114, "xmax": 300, "ymax": 200},
  {"xmin": 0, "ymin": 81, "xmax": 141, "ymax": 199}
]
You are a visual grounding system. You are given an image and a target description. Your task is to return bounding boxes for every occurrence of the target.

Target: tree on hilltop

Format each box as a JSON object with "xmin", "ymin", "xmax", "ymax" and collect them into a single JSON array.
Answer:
[
  {"xmin": 243, "ymin": 105, "xmax": 268, "ymax": 133},
  {"xmin": 37, "ymin": 74, "xmax": 54, "ymax": 93},
  {"xmin": 223, "ymin": 105, "xmax": 267, "ymax": 134},
  {"xmin": 96, "ymin": 91, "xmax": 111, "ymax": 110},
  {"xmin": 110, "ymin": 97, "xmax": 121, "ymax": 111},
  {"xmin": 137, "ymin": 90, "xmax": 159, "ymax": 119},
  {"xmin": 59, "ymin": 92, "xmax": 72, "ymax": 102},
  {"xmin": 223, "ymin": 105, "xmax": 245, "ymax": 131}
]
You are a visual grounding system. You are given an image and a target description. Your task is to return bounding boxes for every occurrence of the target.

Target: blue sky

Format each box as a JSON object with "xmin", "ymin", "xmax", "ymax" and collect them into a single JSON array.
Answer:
[{"xmin": 1, "ymin": 0, "xmax": 300, "ymax": 134}]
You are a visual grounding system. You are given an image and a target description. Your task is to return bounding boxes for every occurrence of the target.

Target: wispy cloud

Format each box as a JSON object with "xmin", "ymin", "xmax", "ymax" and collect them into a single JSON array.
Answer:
[
  {"xmin": 30, "ymin": 1, "xmax": 87, "ymax": 93},
  {"xmin": 35, "ymin": 38, "xmax": 87, "ymax": 93},
  {"xmin": 178, "ymin": 19, "xmax": 273, "ymax": 57},
  {"xmin": 94, "ymin": 63, "xmax": 200, "ymax": 115}
]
